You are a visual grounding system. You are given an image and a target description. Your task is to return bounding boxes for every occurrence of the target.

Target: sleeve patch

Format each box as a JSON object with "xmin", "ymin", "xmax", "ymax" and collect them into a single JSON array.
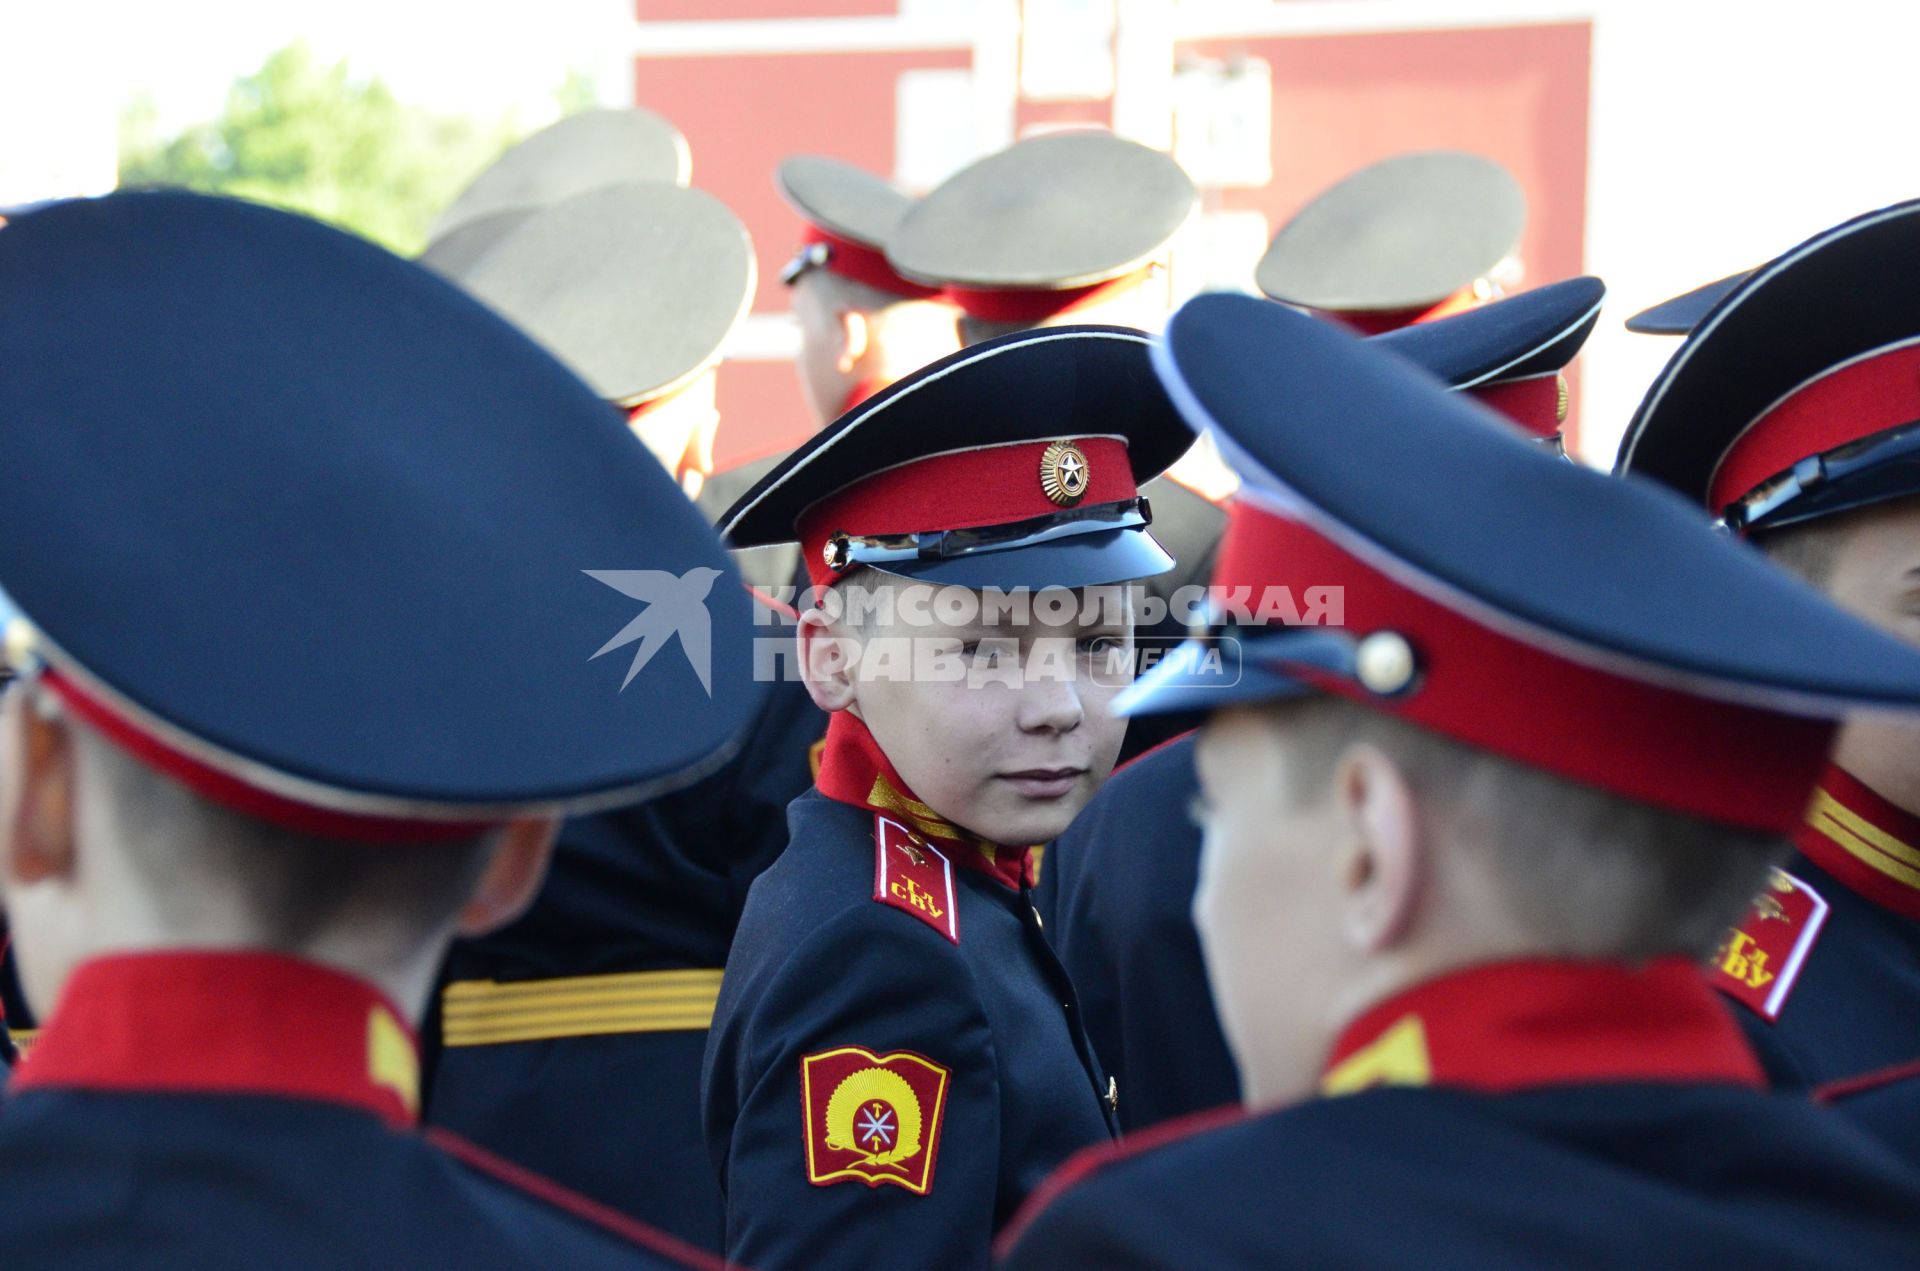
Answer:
[
  {"xmin": 873, "ymin": 815, "xmax": 959, "ymax": 943},
  {"xmin": 1708, "ymin": 868, "xmax": 1829, "ymax": 1021},
  {"xmin": 801, "ymin": 1045, "xmax": 952, "ymax": 1195}
]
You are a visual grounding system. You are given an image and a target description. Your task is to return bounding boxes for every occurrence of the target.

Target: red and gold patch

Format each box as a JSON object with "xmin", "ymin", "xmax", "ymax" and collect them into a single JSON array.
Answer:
[
  {"xmin": 872, "ymin": 815, "xmax": 959, "ymax": 943},
  {"xmin": 801, "ymin": 1046, "xmax": 951, "ymax": 1195},
  {"xmin": 1709, "ymin": 868, "xmax": 1829, "ymax": 1021}
]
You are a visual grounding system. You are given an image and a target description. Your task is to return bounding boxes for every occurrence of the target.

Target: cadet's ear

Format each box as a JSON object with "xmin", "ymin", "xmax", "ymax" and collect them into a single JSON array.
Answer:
[
  {"xmin": 796, "ymin": 605, "xmax": 860, "ymax": 714},
  {"xmin": 456, "ymin": 817, "xmax": 559, "ymax": 936},
  {"xmin": 2, "ymin": 689, "xmax": 79, "ymax": 889},
  {"xmin": 1332, "ymin": 742, "xmax": 1423, "ymax": 954},
  {"xmin": 836, "ymin": 310, "xmax": 872, "ymax": 374}
]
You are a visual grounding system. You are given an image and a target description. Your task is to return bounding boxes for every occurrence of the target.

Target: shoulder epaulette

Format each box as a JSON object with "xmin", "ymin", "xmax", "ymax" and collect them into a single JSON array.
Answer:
[
  {"xmin": 1708, "ymin": 867, "xmax": 1829, "ymax": 1021},
  {"xmin": 872, "ymin": 814, "xmax": 959, "ymax": 943}
]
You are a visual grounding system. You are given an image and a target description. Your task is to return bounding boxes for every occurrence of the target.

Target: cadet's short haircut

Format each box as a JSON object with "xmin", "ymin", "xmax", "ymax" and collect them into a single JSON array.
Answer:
[
  {"xmin": 1752, "ymin": 519, "xmax": 1849, "ymax": 588},
  {"xmin": 74, "ymin": 714, "xmax": 498, "ymax": 949},
  {"xmin": 1264, "ymin": 695, "xmax": 1784, "ymax": 960}
]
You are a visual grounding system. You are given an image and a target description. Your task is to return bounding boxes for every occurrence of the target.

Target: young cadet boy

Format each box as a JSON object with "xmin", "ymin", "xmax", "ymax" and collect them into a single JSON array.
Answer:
[
  {"xmin": 0, "ymin": 191, "xmax": 761, "ymax": 1268},
  {"xmin": 997, "ymin": 296, "xmax": 1920, "ymax": 1268},
  {"xmin": 702, "ymin": 326, "xmax": 1194, "ymax": 1268},
  {"xmin": 1039, "ymin": 276, "xmax": 1605, "ymax": 1132},
  {"xmin": 1616, "ymin": 199, "xmax": 1920, "ymax": 1152}
]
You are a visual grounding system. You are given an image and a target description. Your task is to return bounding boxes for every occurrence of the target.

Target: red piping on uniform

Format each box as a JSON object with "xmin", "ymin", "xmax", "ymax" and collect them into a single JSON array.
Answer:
[
  {"xmin": 994, "ymin": 1102, "xmax": 1246, "ymax": 1259},
  {"xmin": 427, "ymin": 1128, "xmax": 729, "ymax": 1270},
  {"xmin": 1814, "ymin": 1057, "xmax": 1920, "ymax": 1104}
]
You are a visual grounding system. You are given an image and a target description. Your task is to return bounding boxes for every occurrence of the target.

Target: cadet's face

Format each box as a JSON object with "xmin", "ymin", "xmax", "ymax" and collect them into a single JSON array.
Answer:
[
  {"xmin": 1192, "ymin": 706, "xmax": 1350, "ymax": 1107},
  {"xmin": 1819, "ymin": 498, "xmax": 1920, "ymax": 813},
  {"xmin": 848, "ymin": 581, "xmax": 1132, "ymax": 847}
]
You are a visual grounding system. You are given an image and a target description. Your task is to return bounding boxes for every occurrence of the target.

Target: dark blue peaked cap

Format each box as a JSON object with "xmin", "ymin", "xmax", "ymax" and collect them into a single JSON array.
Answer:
[
  {"xmin": 1118, "ymin": 294, "xmax": 1920, "ymax": 829},
  {"xmin": 1623, "ymin": 271, "xmax": 1751, "ymax": 336},
  {"xmin": 1371, "ymin": 275, "xmax": 1603, "ymax": 390},
  {"xmin": 0, "ymin": 191, "xmax": 762, "ymax": 836},
  {"xmin": 1125, "ymin": 293, "xmax": 1920, "ymax": 716}
]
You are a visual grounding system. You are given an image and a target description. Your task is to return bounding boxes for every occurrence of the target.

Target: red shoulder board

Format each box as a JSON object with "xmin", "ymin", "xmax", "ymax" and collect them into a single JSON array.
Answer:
[
  {"xmin": 873, "ymin": 814, "xmax": 958, "ymax": 943},
  {"xmin": 1708, "ymin": 867, "xmax": 1829, "ymax": 1021}
]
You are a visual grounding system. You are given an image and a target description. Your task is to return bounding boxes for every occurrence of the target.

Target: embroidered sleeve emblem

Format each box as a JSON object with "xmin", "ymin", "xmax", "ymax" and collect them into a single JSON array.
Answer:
[{"xmin": 801, "ymin": 1046, "xmax": 952, "ymax": 1195}]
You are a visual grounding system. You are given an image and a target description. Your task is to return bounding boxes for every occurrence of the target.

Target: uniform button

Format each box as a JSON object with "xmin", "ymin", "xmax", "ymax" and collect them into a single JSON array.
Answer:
[
  {"xmin": 1105, "ymin": 1076, "xmax": 1120, "ymax": 1115},
  {"xmin": 1031, "ymin": 906, "xmax": 1045, "ymax": 930}
]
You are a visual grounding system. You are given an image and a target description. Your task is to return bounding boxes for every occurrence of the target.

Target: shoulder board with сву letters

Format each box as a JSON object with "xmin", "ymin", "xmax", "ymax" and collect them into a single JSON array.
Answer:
[
  {"xmin": 1708, "ymin": 867, "xmax": 1829, "ymax": 1021},
  {"xmin": 873, "ymin": 814, "xmax": 958, "ymax": 943}
]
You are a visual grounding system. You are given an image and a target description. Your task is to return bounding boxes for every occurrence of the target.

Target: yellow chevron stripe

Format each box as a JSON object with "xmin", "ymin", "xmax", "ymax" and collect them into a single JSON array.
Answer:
[
  {"xmin": 1809, "ymin": 791, "xmax": 1920, "ymax": 891},
  {"xmin": 441, "ymin": 970, "xmax": 722, "ymax": 1047}
]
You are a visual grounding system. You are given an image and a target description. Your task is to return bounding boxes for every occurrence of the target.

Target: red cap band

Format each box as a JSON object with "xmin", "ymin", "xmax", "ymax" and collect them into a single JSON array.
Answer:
[
  {"xmin": 44, "ymin": 668, "xmax": 497, "ymax": 844},
  {"xmin": 1470, "ymin": 372, "xmax": 1565, "ymax": 439},
  {"xmin": 1214, "ymin": 501, "xmax": 1835, "ymax": 832},
  {"xmin": 798, "ymin": 435, "xmax": 1138, "ymax": 588},
  {"xmin": 1315, "ymin": 281, "xmax": 1489, "ymax": 335},
  {"xmin": 945, "ymin": 265, "xmax": 1158, "ymax": 325},
  {"xmin": 1708, "ymin": 338, "xmax": 1920, "ymax": 515},
  {"xmin": 802, "ymin": 225, "xmax": 943, "ymax": 300}
]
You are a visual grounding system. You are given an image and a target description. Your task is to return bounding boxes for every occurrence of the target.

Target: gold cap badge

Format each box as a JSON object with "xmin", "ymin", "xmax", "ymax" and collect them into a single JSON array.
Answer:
[{"xmin": 1039, "ymin": 440, "xmax": 1090, "ymax": 507}]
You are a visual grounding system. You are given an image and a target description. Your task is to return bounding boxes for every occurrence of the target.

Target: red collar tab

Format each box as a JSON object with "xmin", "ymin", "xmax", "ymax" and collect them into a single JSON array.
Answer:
[
  {"xmin": 801, "ymin": 224, "xmax": 943, "ymax": 300},
  {"xmin": 1709, "ymin": 338, "xmax": 1920, "ymax": 515},
  {"xmin": 945, "ymin": 264, "xmax": 1157, "ymax": 325},
  {"xmin": 797, "ymin": 434, "xmax": 1138, "ymax": 588},
  {"xmin": 42, "ymin": 667, "xmax": 495, "ymax": 845},
  {"xmin": 1708, "ymin": 867, "xmax": 1830, "ymax": 1020},
  {"xmin": 1314, "ymin": 280, "xmax": 1491, "ymax": 336},
  {"xmin": 1321, "ymin": 958, "xmax": 1766, "ymax": 1096},
  {"xmin": 1215, "ymin": 501, "xmax": 1836, "ymax": 833},
  {"xmin": 816, "ymin": 711, "xmax": 1033, "ymax": 891},
  {"xmin": 1469, "ymin": 371, "xmax": 1567, "ymax": 440},
  {"xmin": 1796, "ymin": 764, "xmax": 1920, "ymax": 919},
  {"xmin": 14, "ymin": 951, "xmax": 421, "ymax": 1128}
]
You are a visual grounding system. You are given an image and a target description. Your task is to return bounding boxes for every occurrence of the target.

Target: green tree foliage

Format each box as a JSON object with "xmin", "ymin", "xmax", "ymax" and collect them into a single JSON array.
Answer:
[{"xmin": 118, "ymin": 42, "xmax": 523, "ymax": 255}]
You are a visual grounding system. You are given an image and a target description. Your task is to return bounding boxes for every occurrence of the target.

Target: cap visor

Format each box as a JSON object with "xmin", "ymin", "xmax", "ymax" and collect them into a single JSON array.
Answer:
[
  {"xmin": 874, "ymin": 526, "xmax": 1173, "ymax": 591},
  {"xmin": 1113, "ymin": 636, "xmax": 1316, "ymax": 719}
]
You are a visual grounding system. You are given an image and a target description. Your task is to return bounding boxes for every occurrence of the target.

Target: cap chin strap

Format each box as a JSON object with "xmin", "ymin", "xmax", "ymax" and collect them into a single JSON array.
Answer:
[
  {"xmin": 823, "ymin": 497, "xmax": 1152, "ymax": 574},
  {"xmin": 1716, "ymin": 419, "xmax": 1920, "ymax": 535}
]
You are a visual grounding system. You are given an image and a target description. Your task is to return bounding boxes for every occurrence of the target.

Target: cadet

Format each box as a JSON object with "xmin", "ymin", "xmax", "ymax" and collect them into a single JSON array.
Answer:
[
  {"xmin": 998, "ymin": 294, "xmax": 1920, "ymax": 1270},
  {"xmin": 702, "ymin": 326, "xmax": 1194, "ymax": 1268},
  {"xmin": 1039, "ymin": 277, "xmax": 1605, "ymax": 1132},
  {"xmin": 891, "ymin": 130, "xmax": 1209, "ymax": 760},
  {"xmin": 423, "ymin": 182, "xmax": 806, "ymax": 1251},
  {"xmin": 0, "ymin": 190, "xmax": 761, "ymax": 1267},
  {"xmin": 1616, "ymin": 201, "xmax": 1920, "ymax": 1130},
  {"xmin": 1256, "ymin": 149, "xmax": 1525, "ymax": 333}
]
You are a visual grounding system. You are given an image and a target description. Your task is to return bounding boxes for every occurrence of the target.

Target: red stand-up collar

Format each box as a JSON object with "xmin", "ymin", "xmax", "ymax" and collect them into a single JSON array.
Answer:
[
  {"xmin": 1797, "ymin": 764, "xmax": 1920, "ymax": 920},
  {"xmin": 1320, "ymin": 958, "xmax": 1765, "ymax": 1096},
  {"xmin": 814, "ymin": 711, "xmax": 1033, "ymax": 891},
  {"xmin": 13, "ymin": 951, "xmax": 421, "ymax": 1129}
]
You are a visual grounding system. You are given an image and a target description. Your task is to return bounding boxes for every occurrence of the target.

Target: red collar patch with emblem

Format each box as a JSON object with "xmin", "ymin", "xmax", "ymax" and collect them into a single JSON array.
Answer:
[
  {"xmin": 801, "ymin": 1045, "xmax": 952, "ymax": 1195},
  {"xmin": 874, "ymin": 815, "xmax": 960, "ymax": 943},
  {"xmin": 1708, "ymin": 867, "xmax": 1830, "ymax": 1022}
]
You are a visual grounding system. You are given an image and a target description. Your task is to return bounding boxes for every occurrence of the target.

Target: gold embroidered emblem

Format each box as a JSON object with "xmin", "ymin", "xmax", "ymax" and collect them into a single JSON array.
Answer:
[{"xmin": 1039, "ymin": 441, "xmax": 1091, "ymax": 507}]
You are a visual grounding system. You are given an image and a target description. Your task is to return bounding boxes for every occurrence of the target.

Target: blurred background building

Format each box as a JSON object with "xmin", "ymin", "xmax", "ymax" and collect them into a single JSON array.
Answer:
[{"xmin": 0, "ymin": 0, "xmax": 1908, "ymax": 465}]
